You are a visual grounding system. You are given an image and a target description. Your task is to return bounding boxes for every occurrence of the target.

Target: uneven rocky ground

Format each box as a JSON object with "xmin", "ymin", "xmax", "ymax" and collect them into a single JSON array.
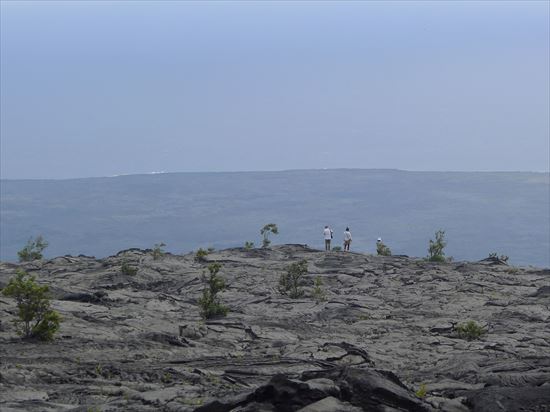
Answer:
[{"xmin": 0, "ymin": 245, "xmax": 549, "ymax": 411}]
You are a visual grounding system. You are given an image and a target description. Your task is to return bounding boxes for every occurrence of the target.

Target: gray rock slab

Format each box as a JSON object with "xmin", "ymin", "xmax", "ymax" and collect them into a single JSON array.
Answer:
[{"xmin": 1, "ymin": 245, "xmax": 549, "ymax": 410}]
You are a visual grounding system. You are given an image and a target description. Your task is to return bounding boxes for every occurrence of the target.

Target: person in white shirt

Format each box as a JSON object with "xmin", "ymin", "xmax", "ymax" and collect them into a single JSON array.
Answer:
[
  {"xmin": 343, "ymin": 227, "xmax": 352, "ymax": 251},
  {"xmin": 323, "ymin": 226, "xmax": 333, "ymax": 251}
]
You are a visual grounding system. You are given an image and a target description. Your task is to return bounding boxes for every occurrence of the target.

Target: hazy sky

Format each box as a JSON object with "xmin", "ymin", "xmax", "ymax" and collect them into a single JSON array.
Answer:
[{"xmin": 1, "ymin": 1, "xmax": 549, "ymax": 179}]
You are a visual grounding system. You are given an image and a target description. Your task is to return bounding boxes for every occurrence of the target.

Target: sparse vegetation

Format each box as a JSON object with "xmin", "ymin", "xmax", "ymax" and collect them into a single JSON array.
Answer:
[
  {"xmin": 376, "ymin": 240, "xmax": 392, "ymax": 256},
  {"xmin": 180, "ymin": 398, "xmax": 204, "ymax": 406},
  {"xmin": 278, "ymin": 260, "xmax": 307, "ymax": 298},
  {"xmin": 195, "ymin": 248, "xmax": 209, "ymax": 263},
  {"xmin": 415, "ymin": 383, "xmax": 427, "ymax": 398},
  {"xmin": 207, "ymin": 246, "xmax": 216, "ymax": 253},
  {"xmin": 152, "ymin": 242, "xmax": 166, "ymax": 260},
  {"xmin": 198, "ymin": 263, "xmax": 228, "ymax": 319},
  {"xmin": 2, "ymin": 269, "xmax": 61, "ymax": 341},
  {"xmin": 17, "ymin": 235, "xmax": 49, "ymax": 262},
  {"xmin": 121, "ymin": 260, "xmax": 138, "ymax": 276},
  {"xmin": 161, "ymin": 372, "xmax": 173, "ymax": 383},
  {"xmin": 312, "ymin": 276, "xmax": 327, "ymax": 302},
  {"xmin": 428, "ymin": 230, "xmax": 447, "ymax": 262},
  {"xmin": 261, "ymin": 223, "xmax": 279, "ymax": 248},
  {"xmin": 455, "ymin": 320, "xmax": 485, "ymax": 341},
  {"xmin": 244, "ymin": 241, "xmax": 254, "ymax": 250},
  {"xmin": 332, "ymin": 246, "xmax": 342, "ymax": 251}
]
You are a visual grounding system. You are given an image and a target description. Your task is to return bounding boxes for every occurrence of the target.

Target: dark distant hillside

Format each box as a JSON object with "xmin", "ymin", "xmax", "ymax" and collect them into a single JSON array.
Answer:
[{"xmin": 1, "ymin": 169, "xmax": 548, "ymax": 266}]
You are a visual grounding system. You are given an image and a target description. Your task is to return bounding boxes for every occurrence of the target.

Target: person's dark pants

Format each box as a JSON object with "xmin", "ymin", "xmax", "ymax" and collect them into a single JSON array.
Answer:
[{"xmin": 325, "ymin": 239, "xmax": 331, "ymax": 251}]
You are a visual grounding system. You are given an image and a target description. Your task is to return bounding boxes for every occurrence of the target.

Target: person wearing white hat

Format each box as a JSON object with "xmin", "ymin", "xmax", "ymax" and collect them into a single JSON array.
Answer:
[{"xmin": 376, "ymin": 238, "xmax": 392, "ymax": 256}]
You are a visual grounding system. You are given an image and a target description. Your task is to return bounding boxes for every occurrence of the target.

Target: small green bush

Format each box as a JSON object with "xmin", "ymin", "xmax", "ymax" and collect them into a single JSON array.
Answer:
[
  {"xmin": 31, "ymin": 311, "xmax": 61, "ymax": 341},
  {"xmin": 376, "ymin": 240, "xmax": 392, "ymax": 256},
  {"xmin": 415, "ymin": 383, "xmax": 427, "ymax": 398},
  {"xmin": 261, "ymin": 223, "xmax": 278, "ymax": 248},
  {"xmin": 332, "ymin": 246, "xmax": 342, "ymax": 251},
  {"xmin": 2, "ymin": 269, "xmax": 61, "ymax": 340},
  {"xmin": 312, "ymin": 276, "xmax": 327, "ymax": 302},
  {"xmin": 244, "ymin": 241, "xmax": 255, "ymax": 250},
  {"xmin": 152, "ymin": 242, "xmax": 166, "ymax": 260},
  {"xmin": 455, "ymin": 320, "xmax": 485, "ymax": 341},
  {"xmin": 198, "ymin": 263, "xmax": 228, "ymax": 319},
  {"xmin": 195, "ymin": 248, "xmax": 209, "ymax": 263},
  {"xmin": 121, "ymin": 260, "xmax": 138, "ymax": 276},
  {"xmin": 161, "ymin": 372, "xmax": 173, "ymax": 383},
  {"xmin": 428, "ymin": 230, "xmax": 447, "ymax": 262},
  {"xmin": 18, "ymin": 235, "xmax": 48, "ymax": 262},
  {"xmin": 279, "ymin": 260, "xmax": 307, "ymax": 298}
]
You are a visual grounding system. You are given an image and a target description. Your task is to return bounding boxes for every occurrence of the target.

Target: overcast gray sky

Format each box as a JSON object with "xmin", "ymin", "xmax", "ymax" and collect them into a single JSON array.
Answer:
[{"xmin": 1, "ymin": 1, "xmax": 548, "ymax": 179}]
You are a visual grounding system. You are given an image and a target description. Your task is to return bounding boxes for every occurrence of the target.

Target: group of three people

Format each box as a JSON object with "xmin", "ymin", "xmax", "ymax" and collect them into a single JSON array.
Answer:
[{"xmin": 323, "ymin": 225, "xmax": 353, "ymax": 252}]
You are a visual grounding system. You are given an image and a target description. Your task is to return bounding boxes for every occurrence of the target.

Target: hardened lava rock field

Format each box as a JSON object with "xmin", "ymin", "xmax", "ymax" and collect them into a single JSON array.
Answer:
[{"xmin": 1, "ymin": 245, "xmax": 549, "ymax": 411}]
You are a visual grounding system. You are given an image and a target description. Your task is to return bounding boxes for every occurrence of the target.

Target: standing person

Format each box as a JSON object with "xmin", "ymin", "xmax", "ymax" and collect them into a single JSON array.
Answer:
[
  {"xmin": 343, "ymin": 227, "xmax": 352, "ymax": 251},
  {"xmin": 323, "ymin": 225, "xmax": 333, "ymax": 251}
]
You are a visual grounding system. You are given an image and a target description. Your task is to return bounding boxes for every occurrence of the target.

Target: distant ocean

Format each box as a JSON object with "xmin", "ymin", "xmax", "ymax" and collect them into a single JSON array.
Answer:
[{"xmin": 1, "ymin": 170, "xmax": 549, "ymax": 267}]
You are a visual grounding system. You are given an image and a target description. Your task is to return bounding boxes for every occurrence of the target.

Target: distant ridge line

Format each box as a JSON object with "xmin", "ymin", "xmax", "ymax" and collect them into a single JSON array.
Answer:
[{"xmin": 1, "ymin": 168, "xmax": 549, "ymax": 182}]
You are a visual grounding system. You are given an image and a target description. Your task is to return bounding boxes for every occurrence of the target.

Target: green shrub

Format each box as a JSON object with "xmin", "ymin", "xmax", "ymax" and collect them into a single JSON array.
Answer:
[
  {"xmin": 207, "ymin": 247, "xmax": 216, "ymax": 253},
  {"xmin": 415, "ymin": 383, "xmax": 427, "ymax": 398},
  {"xmin": 152, "ymin": 242, "xmax": 166, "ymax": 260},
  {"xmin": 376, "ymin": 240, "xmax": 392, "ymax": 256},
  {"xmin": 279, "ymin": 260, "xmax": 307, "ymax": 298},
  {"xmin": 261, "ymin": 223, "xmax": 278, "ymax": 248},
  {"xmin": 428, "ymin": 230, "xmax": 447, "ymax": 262},
  {"xmin": 455, "ymin": 320, "xmax": 485, "ymax": 341},
  {"xmin": 198, "ymin": 263, "xmax": 228, "ymax": 319},
  {"xmin": 2, "ymin": 269, "xmax": 61, "ymax": 340},
  {"xmin": 332, "ymin": 246, "xmax": 342, "ymax": 251},
  {"xmin": 195, "ymin": 248, "xmax": 209, "ymax": 263},
  {"xmin": 18, "ymin": 235, "xmax": 48, "ymax": 262},
  {"xmin": 312, "ymin": 276, "xmax": 327, "ymax": 302},
  {"xmin": 161, "ymin": 372, "xmax": 172, "ymax": 383},
  {"xmin": 244, "ymin": 241, "xmax": 255, "ymax": 250},
  {"xmin": 121, "ymin": 260, "xmax": 138, "ymax": 276}
]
